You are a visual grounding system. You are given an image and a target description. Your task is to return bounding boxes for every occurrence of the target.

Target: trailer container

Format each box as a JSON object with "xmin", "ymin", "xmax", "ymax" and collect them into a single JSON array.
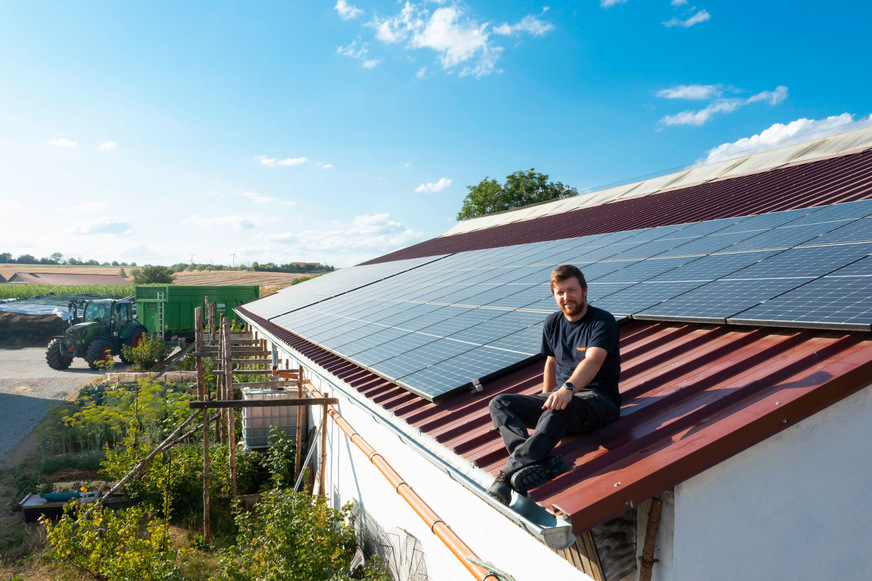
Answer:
[{"xmin": 134, "ymin": 285, "xmax": 259, "ymax": 336}]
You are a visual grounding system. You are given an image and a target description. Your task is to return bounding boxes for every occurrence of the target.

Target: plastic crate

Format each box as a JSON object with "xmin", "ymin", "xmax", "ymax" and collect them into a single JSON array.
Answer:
[{"xmin": 241, "ymin": 387, "xmax": 298, "ymax": 449}]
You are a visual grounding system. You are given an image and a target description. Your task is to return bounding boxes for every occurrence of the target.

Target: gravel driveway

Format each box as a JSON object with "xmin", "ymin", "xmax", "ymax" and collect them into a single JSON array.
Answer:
[{"xmin": 0, "ymin": 347, "xmax": 103, "ymax": 463}]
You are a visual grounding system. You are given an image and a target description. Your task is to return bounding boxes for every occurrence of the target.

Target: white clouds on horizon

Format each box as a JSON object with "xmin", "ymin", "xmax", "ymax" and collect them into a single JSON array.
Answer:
[
  {"xmin": 344, "ymin": 3, "xmax": 554, "ymax": 78},
  {"xmin": 335, "ymin": 0, "xmax": 363, "ymax": 21},
  {"xmin": 73, "ymin": 217, "xmax": 134, "ymax": 236},
  {"xmin": 659, "ymin": 85, "xmax": 788, "ymax": 127},
  {"xmin": 702, "ymin": 113, "xmax": 867, "ymax": 163},
  {"xmin": 47, "ymin": 138, "xmax": 78, "ymax": 148},
  {"xmin": 183, "ymin": 214, "xmax": 259, "ymax": 230},
  {"xmin": 255, "ymin": 155, "xmax": 310, "ymax": 167},
  {"xmin": 415, "ymin": 177, "xmax": 452, "ymax": 193},
  {"xmin": 260, "ymin": 213, "xmax": 423, "ymax": 264}
]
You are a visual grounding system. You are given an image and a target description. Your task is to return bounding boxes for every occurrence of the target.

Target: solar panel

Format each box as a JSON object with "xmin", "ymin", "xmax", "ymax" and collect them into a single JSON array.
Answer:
[
  {"xmin": 800, "ymin": 216, "xmax": 872, "ymax": 246},
  {"xmin": 637, "ymin": 277, "xmax": 814, "ymax": 322},
  {"xmin": 725, "ymin": 243, "xmax": 872, "ymax": 279},
  {"xmin": 243, "ymin": 200, "xmax": 872, "ymax": 403},
  {"xmin": 730, "ymin": 275, "xmax": 872, "ymax": 330}
]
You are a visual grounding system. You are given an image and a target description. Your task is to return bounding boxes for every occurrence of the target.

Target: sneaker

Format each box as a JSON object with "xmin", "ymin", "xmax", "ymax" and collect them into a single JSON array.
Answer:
[
  {"xmin": 510, "ymin": 455, "xmax": 566, "ymax": 495},
  {"xmin": 486, "ymin": 471, "xmax": 512, "ymax": 506}
]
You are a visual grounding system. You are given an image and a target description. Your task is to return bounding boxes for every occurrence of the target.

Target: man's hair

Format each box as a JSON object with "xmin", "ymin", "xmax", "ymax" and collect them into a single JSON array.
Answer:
[{"xmin": 550, "ymin": 264, "xmax": 587, "ymax": 293}]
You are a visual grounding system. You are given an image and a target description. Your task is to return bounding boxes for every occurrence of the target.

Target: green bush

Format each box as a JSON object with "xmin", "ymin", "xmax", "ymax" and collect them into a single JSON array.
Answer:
[
  {"xmin": 122, "ymin": 335, "xmax": 172, "ymax": 370},
  {"xmin": 43, "ymin": 502, "xmax": 185, "ymax": 581},
  {"xmin": 216, "ymin": 490, "xmax": 356, "ymax": 581},
  {"xmin": 262, "ymin": 426, "xmax": 296, "ymax": 489}
]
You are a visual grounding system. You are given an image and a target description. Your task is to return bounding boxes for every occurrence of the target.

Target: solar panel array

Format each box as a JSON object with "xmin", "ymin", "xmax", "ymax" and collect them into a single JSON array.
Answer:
[{"xmin": 244, "ymin": 199, "xmax": 872, "ymax": 402}]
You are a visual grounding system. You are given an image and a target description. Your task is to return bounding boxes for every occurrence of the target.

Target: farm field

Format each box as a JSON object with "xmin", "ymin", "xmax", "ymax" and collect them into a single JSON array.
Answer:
[{"xmin": 0, "ymin": 264, "xmax": 130, "ymax": 281}]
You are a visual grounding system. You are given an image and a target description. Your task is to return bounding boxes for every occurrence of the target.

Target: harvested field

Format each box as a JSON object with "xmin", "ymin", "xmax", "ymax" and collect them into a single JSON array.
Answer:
[
  {"xmin": 0, "ymin": 264, "xmax": 130, "ymax": 281},
  {"xmin": 172, "ymin": 270, "xmax": 312, "ymax": 289}
]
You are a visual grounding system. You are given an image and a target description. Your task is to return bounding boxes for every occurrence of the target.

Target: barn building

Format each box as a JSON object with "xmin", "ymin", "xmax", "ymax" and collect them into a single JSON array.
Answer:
[{"xmin": 236, "ymin": 125, "xmax": 872, "ymax": 581}]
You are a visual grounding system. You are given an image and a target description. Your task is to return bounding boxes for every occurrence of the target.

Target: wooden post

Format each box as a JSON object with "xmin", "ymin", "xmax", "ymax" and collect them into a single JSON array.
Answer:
[
  {"xmin": 294, "ymin": 363, "xmax": 303, "ymax": 482},
  {"xmin": 639, "ymin": 497, "xmax": 663, "ymax": 581},
  {"xmin": 195, "ymin": 308, "xmax": 210, "ymax": 542},
  {"xmin": 224, "ymin": 318, "xmax": 237, "ymax": 498},
  {"xmin": 319, "ymin": 393, "xmax": 328, "ymax": 497}
]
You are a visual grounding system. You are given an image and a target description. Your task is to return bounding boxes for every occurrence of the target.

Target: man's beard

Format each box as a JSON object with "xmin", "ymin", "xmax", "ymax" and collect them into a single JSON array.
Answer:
[{"xmin": 560, "ymin": 300, "xmax": 585, "ymax": 318}]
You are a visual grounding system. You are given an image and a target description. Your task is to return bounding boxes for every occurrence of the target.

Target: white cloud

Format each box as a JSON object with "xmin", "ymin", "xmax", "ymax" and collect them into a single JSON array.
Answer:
[
  {"xmin": 367, "ymin": 3, "xmax": 551, "ymax": 78},
  {"xmin": 73, "ymin": 217, "xmax": 134, "ymax": 236},
  {"xmin": 96, "ymin": 141, "xmax": 117, "ymax": 151},
  {"xmin": 415, "ymin": 177, "xmax": 452, "ymax": 193},
  {"xmin": 337, "ymin": 39, "xmax": 381, "ymax": 69},
  {"xmin": 664, "ymin": 9, "xmax": 711, "ymax": 28},
  {"xmin": 493, "ymin": 14, "xmax": 555, "ymax": 37},
  {"xmin": 335, "ymin": 0, "xmax": 363, "ymax": 20},
  {"xmin": 183, "ymin": 214, "xmax": 259, "ymax": 230},
  {"xmin": 316, "ymin": 162, "xmax": 334, "ymax": 170},
  {"xmin": 239, "ymin": 192, "xmax": 295, "ymax": 206},
  {"xmin": 255, "ymin": 155, "xmax": 309, "ymax": 167},
  {"xmin": 659, "ymin": 85, "xmax": 789, "ymax": 126},
  {"xmin": 656, "ymin": 84, "xmax": 721, "ymax": 100},
  {"xmin": 262, "ymin": 213, "xmax": 424, "ymax": 264},
  {"xmin": 416, "ymin": 67, "xmax": 428, "ymax": 79},
  {"xmin": 671, "ymin": 0, "xmax": 688, "ymax": 5},
  {"xmin": 47, "ymin": 138, "xmax": 78, "ymax": 148},
  {"xmin": 702, "ymin": 114, "xmax": 862, "ymax": 163},
  {"xmin": 600, "ymin": 0, "xmax": 629, "ymax": 7}
]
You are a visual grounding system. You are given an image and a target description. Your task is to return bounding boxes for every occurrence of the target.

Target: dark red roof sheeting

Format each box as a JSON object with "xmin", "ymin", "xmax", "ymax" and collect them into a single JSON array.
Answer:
[
  {"xmin": 239, "ymin": 306, "xmax": 872, "ymax": 535},
  {"xmin": 364, "ymin": 149, "xmax": 872, "ymax": 265}
]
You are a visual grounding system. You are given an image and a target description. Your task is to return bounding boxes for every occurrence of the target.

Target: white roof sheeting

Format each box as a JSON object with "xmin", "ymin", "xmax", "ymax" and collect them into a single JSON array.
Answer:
[{"xmin": 445, "ymin": 123, "xmax": 872, "ymax": 237}]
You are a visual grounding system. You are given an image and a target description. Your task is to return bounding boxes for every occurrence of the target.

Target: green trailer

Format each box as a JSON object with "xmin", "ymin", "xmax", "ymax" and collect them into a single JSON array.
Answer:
[{"xmin": 134, "ymin": 285, "xmax": 259, "ymax": 336}]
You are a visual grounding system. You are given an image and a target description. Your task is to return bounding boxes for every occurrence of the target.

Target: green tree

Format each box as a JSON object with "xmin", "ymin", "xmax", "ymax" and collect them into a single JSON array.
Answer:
[
  {"xmin": 133, "ymin": 265, "xmax": 175, "ymax": 284},
  {"xmin": 456, "ymin": 168, "xmax": 577, "ymax": 221}
]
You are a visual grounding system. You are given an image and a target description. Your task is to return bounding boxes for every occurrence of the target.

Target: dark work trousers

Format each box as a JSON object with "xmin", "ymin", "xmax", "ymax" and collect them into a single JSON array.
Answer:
[{"xmin": 489, "ymin": 389, "xmax": 620, "ymax": 475}]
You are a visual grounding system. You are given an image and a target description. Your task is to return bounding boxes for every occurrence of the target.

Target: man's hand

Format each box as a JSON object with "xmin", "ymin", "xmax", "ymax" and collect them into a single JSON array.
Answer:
[{"xmin": 543, "ymin": 385, "xmax": 573, "ymax": 410}]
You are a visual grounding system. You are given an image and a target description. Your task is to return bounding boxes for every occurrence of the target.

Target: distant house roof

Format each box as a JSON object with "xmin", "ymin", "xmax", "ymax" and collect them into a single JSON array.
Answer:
[
  {"xmin": 0, "ymin": 273, "xmax": 6, "ymax": 284},
  {"xmin": 238, "ymin": 124, "xmax": 872, "ymax": 539},
  {"xmin": 7, "ymin": 272, "xmax": 131, "ymax": 286}
]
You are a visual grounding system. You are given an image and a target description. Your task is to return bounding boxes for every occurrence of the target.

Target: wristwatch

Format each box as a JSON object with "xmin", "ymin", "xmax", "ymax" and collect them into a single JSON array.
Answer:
[{"xmin": 562, "ymin": 382, "xmax": 575, "ymax": 393}]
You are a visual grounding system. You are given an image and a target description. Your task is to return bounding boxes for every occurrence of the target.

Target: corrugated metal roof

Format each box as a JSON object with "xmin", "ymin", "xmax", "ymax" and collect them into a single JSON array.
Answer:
[
  {"xmin": 365, "ymin": 147, "xmax": 872, "ymax": 265},
  {"xmin": 239, "ymin": 306, "xmax": 872, "ymax": 535},
  {"xmin": 7, "ymin": 272, "xmax": 132, "ymax": 286}
]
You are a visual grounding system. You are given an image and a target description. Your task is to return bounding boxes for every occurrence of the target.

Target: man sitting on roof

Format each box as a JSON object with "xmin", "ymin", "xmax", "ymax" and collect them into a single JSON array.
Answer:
[{"xmin": 487, "ymin": 264, "xmax": 622, "ymax": 505}]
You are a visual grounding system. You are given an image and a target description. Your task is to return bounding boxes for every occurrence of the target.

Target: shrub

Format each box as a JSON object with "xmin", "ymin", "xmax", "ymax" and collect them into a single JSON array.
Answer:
[
  {"xmin": 215, "ymin": 490, "xmax": 356, "ymax": 581},
  {"xmin": 43, "ymin": 502, "xmax": 185, "ymax": 581},
  {"xmin": 122, "ymin": 334, "xmax": 172, "ymax": 370}
]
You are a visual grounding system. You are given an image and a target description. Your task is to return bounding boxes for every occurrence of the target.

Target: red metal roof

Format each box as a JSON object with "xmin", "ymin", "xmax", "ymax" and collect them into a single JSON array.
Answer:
[
  {"xmin": 364, "ymin": 148, "xmax": 872, "ymax": 265},
  {"xmin": 239, "ymin": 306, "xmax": 872, "ymax": 535}
]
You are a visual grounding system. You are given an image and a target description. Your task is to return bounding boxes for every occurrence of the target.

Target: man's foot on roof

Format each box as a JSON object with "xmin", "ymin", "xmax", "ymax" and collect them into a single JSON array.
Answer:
[
  {"xmin": 487, "ymin": 471, "xmax": 512, "ymax": 506},
  {"xmin": 510, "ymin": 455, "xmax": 566, "ymax": 495}
]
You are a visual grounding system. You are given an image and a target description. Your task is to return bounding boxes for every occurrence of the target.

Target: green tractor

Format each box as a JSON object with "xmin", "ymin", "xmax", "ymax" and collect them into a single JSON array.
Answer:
[{"xmin": 46, "ymin": 297, "xmax": 148, "ymax": 370}]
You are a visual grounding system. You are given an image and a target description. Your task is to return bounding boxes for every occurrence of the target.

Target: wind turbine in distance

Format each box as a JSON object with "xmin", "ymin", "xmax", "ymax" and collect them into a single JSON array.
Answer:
[{"xmin": 230, "ymin": 250, "xmax": 237, "ymax": 268}]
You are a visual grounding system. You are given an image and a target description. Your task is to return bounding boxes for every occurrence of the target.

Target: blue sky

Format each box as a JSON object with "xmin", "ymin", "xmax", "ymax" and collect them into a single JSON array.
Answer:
[{"xmin": 1, "ymin": 1, "xmax": 870, "ymax": 268}]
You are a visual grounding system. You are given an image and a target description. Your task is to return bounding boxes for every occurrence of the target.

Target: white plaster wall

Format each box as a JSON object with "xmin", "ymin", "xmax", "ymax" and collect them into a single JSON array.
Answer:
[
  {"xmin": 670, "ymin": 386, "xmax": 872, "ymax": 581},
  {"xmin": 287, "ymin": 351, "xmax": 593, "ymax": 581}
]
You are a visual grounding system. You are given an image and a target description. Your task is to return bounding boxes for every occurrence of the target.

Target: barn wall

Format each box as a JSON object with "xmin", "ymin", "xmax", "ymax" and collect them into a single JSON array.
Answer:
[
  {"xmin": 669, "ymin": 385, "xmax": 872, "ymax": 580},
  {"xmin": 276, "ymin": 343, "xmax": 594, "ymax": 581}
]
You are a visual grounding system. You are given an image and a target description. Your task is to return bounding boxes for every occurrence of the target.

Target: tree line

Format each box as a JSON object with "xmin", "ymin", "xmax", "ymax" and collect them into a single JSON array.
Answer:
[{"xmin": 0, "ymin": 252, "xmax": 136, "ymax": 267}]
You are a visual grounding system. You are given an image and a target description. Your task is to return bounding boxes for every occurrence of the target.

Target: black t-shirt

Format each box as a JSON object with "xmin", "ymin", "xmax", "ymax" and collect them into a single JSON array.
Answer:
[{"xmin": 540, "ymin": 305, "xmax": 622, "ymax": 406}]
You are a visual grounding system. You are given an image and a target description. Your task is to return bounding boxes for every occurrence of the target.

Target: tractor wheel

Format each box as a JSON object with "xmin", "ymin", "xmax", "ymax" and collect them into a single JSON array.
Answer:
[
  {"xmin": 120, "ymin": 326, "xmax": 146, "ymax": 364},
  {"xmin": 46, "ymin": 338, "xmax": 74, "ymax": 370},
  {"xmin": 85, "ymin": 339, "xmax": 114, "ymax": 370}
]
